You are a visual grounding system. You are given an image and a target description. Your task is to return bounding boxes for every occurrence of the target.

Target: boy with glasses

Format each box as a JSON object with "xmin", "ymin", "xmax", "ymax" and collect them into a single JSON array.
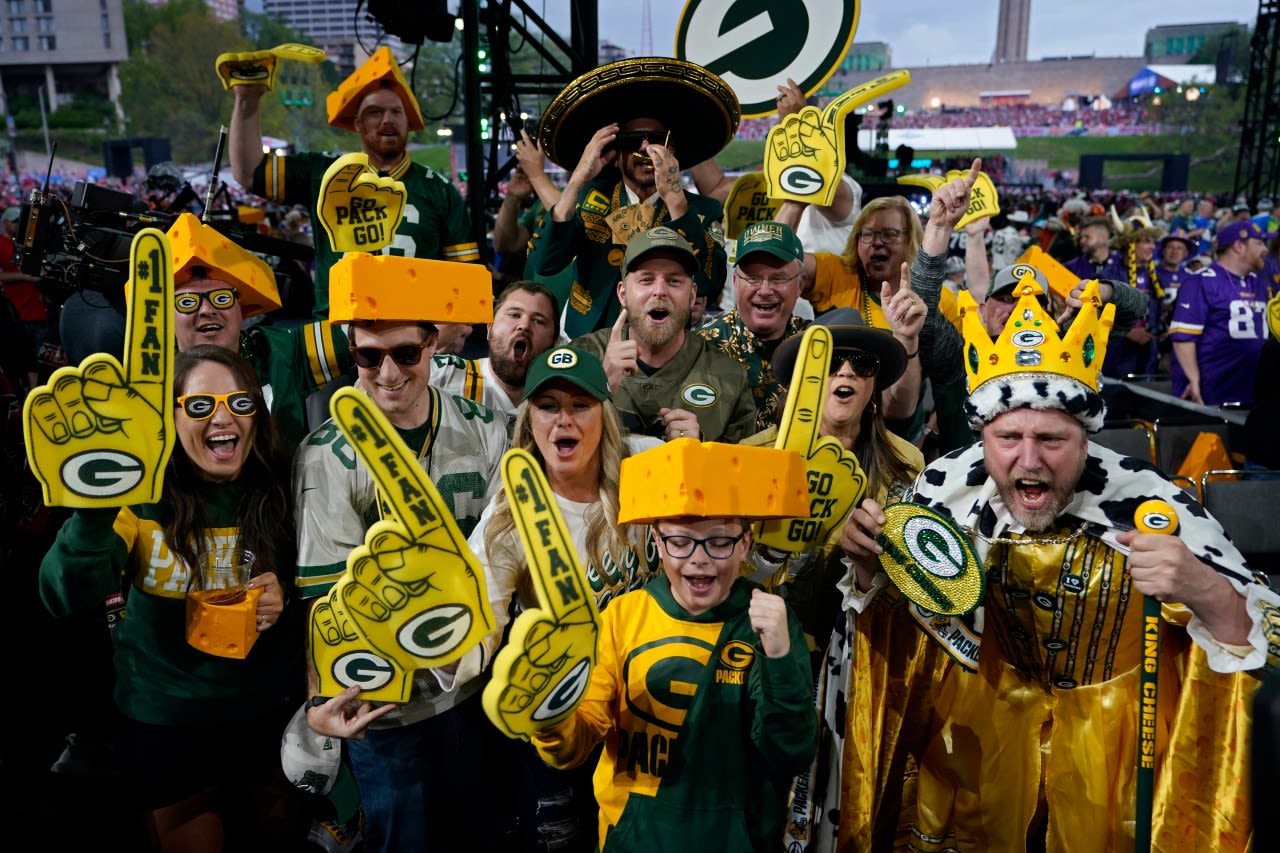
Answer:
[{"xmin": 530, "ymin": 438, "xmax": 817, "ymax": 850}]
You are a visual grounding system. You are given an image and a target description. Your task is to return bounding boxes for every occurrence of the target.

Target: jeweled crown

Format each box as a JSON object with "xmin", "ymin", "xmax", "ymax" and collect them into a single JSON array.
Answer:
[{"xmin": 958, "ymin": 271, "xmax": 1116, "ymax": 394}]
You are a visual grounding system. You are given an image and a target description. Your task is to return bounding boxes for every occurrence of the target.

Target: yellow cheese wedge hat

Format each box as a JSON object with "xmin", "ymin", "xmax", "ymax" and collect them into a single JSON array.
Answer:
[
  {"xmin": 166, "ymin": 213, "xmax": 281, "ymax": 318},
  {"xmin": 618, "ymin": 438, "xmax": 808, "ymax": 525},
  {"xmin": 328, "ymin": 253, "xmax": 492, "ymax": 325},
  {"xmin": 326, "ymin": 45, "xmax": 425, "ymax": 132}
]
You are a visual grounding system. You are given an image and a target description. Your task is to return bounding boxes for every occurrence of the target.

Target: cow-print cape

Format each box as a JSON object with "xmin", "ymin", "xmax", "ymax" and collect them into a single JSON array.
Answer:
[{"xmin": 909, "ymin": 440, "xmax": 1254, "ymax": 588}]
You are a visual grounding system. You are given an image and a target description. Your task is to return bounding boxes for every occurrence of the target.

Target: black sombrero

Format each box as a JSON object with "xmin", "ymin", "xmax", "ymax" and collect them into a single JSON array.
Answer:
[
  {"xmin": 773, "ymin": 308, "xmax": 908, "ymax": 393},
  {"xmin": 538, "ymin": 57, "xmax": 740, "ymax": 171}
]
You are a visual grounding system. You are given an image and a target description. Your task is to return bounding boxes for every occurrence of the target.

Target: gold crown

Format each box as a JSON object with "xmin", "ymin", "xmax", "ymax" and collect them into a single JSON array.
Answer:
[{"xmin": 958, "ymin": 271, "xmax": 1115, "ymax": 394}]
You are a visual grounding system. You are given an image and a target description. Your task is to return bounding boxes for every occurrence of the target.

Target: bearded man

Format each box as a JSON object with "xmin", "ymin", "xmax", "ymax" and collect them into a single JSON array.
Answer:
[
  {"xmin": 429, "ymin": 280, "xmax": 560, "ymax": 429},
  {"xmin": 570, "ymin": 226, "xmax": 755, "ymax": 443}
]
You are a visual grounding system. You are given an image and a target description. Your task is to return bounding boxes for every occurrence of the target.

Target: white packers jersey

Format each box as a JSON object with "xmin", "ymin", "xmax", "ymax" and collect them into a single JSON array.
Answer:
[
  {"xmin": 429, "ymin": 354, "xmax": 521, "ymax": 429},
  {"xmin": 294, "ymin": 384, "xmax": 509, "ymax": 599}
]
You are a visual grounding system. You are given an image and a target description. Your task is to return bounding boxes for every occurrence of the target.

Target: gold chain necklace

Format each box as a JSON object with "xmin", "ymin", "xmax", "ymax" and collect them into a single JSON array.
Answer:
[{"xmin": 963, "ymin": 520, "xmax": 1091, "ymax": 546}]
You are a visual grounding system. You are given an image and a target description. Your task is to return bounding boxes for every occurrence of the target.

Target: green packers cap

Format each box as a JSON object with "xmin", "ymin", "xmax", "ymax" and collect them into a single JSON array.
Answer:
[
  {"xmin": 736, "ymin": 220, "xmax": 804, "ymax": 265},
  {"xmin": 622, "ymin": 225, "xmax": 698, "ymax": 275},
  {"xmin": 523, "ymin": 346, "xmax": 612, "ymax": 402}
]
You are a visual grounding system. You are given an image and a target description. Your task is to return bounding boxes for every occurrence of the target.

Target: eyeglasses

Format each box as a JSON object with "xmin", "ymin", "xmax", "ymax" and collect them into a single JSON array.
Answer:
[
  {"xmin": 735, "ymin": 270, "xmax": 799, "ymax": 288},
  {"xmin": 176, "ymin": 391, "xmax": 257, "ymax": 420},
  {"xmin": 350, "ymin": 342, "xmax": 431, "ymax": 370},
  {"xmin": 831, "ymin": 352, "xmax": 880, "ymax": 378},
  {"xmin": 856, "ymin": 228, "xmax": 906, "ymax": 246},
  {"xmin": 656, "ymin": 529, "xmax": 747, "ymax": 559},
  {"xmin": 175, "ymin": 288, "xmax": 238, "ymax": 314}
]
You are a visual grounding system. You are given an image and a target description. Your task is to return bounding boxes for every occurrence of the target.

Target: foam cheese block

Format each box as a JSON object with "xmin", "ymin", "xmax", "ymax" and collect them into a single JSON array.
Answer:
[
  {"xmin": 618, "ymin": 438, "xmax": 809, "ymax": 525},
  {"xmin": 328, "ymin": 253, "xmax": 493, "ymax": 324},
  {"xmin": 166, "ymin": 213, "xmax": 282, "ymax": 317},
  {"xmin": 326, "ymin": 45, "xmax": 425, "ymax": 131},
  {"xmin": 185, "ymin": 586, "xmax": 263, "ymax": 659}
]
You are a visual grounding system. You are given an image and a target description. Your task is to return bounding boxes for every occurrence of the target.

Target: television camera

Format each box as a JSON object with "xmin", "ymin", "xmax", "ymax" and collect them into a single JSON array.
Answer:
[{"xmin": 15, "ymin": 179, "xmax": 314, "ymax": 305}]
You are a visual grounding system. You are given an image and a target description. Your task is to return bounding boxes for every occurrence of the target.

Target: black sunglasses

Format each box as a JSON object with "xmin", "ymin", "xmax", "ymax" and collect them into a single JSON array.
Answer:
[
  {"xmin": 614, "ymin": 129, "xmax": 670, "ymax": 149},
  {"xmin": 350, "ymin": 343, "xmax": 430, "ymax": 370},
  {"xmin": 831, "ymin": 352, "xmax": 880, "ymax": 378}
]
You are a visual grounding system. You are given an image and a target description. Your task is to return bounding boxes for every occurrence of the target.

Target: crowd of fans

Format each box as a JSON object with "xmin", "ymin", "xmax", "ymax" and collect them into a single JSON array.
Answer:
[{"xmin": 3, "ymin": 57, "xmax": 1278, "ymax": 851}]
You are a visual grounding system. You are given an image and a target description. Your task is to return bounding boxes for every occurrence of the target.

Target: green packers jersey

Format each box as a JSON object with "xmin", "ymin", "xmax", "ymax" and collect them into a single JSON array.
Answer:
[
  {"xmin": 247, "ymin": 320, "xmax": 351, "ymax": 451},
  {"xmin": 253, "ymin": 152, "xmax": 480, "ymax": 320},
  {"xmin": 294, "ymin": 385, "xmax": 508, "ymax": 599}
]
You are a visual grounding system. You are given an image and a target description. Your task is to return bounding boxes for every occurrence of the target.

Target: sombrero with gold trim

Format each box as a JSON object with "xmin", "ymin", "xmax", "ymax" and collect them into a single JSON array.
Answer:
[{"xmin": 537, "ymin": 57, "xmax": 740, "ymax": 171}]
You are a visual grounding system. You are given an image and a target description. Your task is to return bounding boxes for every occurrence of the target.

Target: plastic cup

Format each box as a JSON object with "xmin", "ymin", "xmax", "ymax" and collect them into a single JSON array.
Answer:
[{"xmin": 190, "ymin": 547, "xmax": 255, "ymax": 606}]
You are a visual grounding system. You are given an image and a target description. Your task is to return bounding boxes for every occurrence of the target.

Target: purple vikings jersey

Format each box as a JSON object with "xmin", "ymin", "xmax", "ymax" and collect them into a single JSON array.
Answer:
[{"xmin": 1169, "ymin": 263, "xmax": 1275, "ymax": 405}]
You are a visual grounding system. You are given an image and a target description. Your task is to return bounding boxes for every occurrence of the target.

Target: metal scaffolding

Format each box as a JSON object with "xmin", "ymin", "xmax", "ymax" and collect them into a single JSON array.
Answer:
[{"xmin": 1234, "ymin": 0, "xmax": 1280, "ymax": 202}]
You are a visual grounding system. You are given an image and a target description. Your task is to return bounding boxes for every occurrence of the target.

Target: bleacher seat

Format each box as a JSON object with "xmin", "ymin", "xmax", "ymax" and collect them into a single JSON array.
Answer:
[
  {"xmin": 1093, "ymin": 419, "xmax": 1156, "ymax": 465},
  {"xmin": 1153, "ymin": 415, "xmax": 1231, "ymax": 475},
  {"xmin": 1200, "ymin": 469, "xmax": 1280, "ymax": 577}
]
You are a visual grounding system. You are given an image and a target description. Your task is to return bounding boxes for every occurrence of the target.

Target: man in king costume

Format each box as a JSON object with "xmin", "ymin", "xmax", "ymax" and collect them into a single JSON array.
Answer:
[{"xmin": 825, "ymin": 272, "xmax": 1279, "ymax": 851}]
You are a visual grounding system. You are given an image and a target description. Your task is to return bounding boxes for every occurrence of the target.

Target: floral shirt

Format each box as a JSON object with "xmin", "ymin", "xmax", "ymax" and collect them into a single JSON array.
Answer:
[{"xmin": 697, "ymin": 309, "xmax": 809, "ymax": 431}]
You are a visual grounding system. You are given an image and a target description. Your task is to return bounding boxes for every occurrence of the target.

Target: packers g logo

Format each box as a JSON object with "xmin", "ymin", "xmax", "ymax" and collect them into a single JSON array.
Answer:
[
  {"xmin": 533, "ymin": 658, "xmax": 593, "ymax": 722},
  {"xmin": 1010, "ymin": 263, "xmax": 1035, "ymax": 282},
  {"xmin": 331, "ymin": 650, "xmax": 396, "ymax": 691},
  {"xmin": 903, "ymin": 516, "xmax": 966, "ymax": 579},
  {"xmin": 719, "ymin": 640, "xmax": 755, "ymax": 669},
  {"xmin": 877, "ymin": 502, "xmax": 983, "ymax": 616},
  {"xmin": 681, "ymin": 383, "xmax": 718, "ymax": 407},
  {"xmin": 624, "ymin": 636, "xmax": 715, "ymax": 731},
  {"xmin": 547, "ymin": 348, "xmax": 578, "ymax": 369},
  {"xmin": 397, "ymin": 604, "xmax": 473, "ymax": 659},
  {"xmin": 60, "ymin": 449, "xmax": 146, "ymax": 498},
  {"xmin": 1011, "ymin": 330, "xmax": 1045, "ymax": 348},
  {"xmin": 777, "ymin": 166, "xmax": 824, "ymax": 197}
]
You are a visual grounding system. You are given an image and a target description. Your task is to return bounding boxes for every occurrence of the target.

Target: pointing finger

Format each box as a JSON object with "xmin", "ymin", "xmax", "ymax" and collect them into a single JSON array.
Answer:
[
  {"xmin": 501, "ymin": 449, "xmax": 597, "ymax": 626},
  {"xmin": 121, "ymin": 229, "xmax": 174, "ymax": 408},
  {"xmin": 775, "ymin": 324, "xmax": 831, "ymax": 457},
  {"xmin": 611, "ymin": 308, "xmax": 629, "ymax": 343}
]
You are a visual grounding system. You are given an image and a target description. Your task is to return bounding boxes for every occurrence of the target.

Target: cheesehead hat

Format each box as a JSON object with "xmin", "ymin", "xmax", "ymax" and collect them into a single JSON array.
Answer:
[
  {"xmin": 326, "ymin": 45, "xmax": 425, "ymax": 132},
  {"xmin": 165, "ymin": 213, "xmax": 282, "ymax": 318},
  {"xmin": 328, "ymin": 253, "xmax": 492, "ymax": 324},
  {"xmin": 618, "ymin": 438, "xmax": 808, "ymax": 525}
]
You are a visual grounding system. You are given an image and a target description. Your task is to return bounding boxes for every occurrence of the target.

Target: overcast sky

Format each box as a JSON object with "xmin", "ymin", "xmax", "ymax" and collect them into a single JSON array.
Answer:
[{"xmin": 561, "ymin": 1, "xmax": 1261, "ymax": 67}]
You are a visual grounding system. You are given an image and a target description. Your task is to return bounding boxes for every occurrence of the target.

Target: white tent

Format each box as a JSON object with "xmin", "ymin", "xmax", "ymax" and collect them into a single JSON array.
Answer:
[{"xmin": 857, "ymin": 126, "xmax": 1018, "ymax": 152}]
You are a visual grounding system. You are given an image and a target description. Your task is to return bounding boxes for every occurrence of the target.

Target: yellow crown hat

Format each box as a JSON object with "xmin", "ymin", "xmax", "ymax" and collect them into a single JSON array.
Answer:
[
  {"xmin": 165, "ymin": 213, "xmax": 282, "ymax": 318},
  {"xmin": 328, "ymin": 253, "xmax": 492, "ymax": 325},
  {"xmin": 326, "ymin": 45, "xmax": 425, "ymax": 132},
  {"xmin": 958, "ymin": 270, "xmax": 1115, "ymax": 432},
  {"xmin": 618, "ymin": 438, "xmax": 809, "ymax": 526}
]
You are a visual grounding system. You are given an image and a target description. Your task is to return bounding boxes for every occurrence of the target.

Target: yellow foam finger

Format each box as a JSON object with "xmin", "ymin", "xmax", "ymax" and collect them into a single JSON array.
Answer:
[
  {"xmin": 317, "ymin": 153, "xmax": 407, "ymax": 253},
  {"xmin": 897, "ymin": 174, "xmax": 945, "ymax": 191},
  {"xmin": 269, "ymin": 42, "xmax": 326, "ymax": 63},
  {"xmin": 774, "ymin": 324, "xmax": 830, "ymax": 458},
  {"xmin": 757, "ymin": 324, "xmax": 869, "ymax": 552},
  {"xmin": 820, "ymin": 70, "xmax": 913, "ymax": 132},
  {"xmin": 329, "ymin": 388, "xmax": 494, "ymax": 675},
  {"xmin": 952, "ymin": 170, "xmax": 1000, "ymax": 230},
  {"xmin": 214, "ymin": 49, "xmax": 280, "ymax": 91},
  {"xmin": 311, "ymin": 585, "xmax": 414, "ymax": 702},
  {"xmin": 483, "ymin": 449, "xmax": 601, "ymax": 740},
  {"xmin": 23, "ymin": 229, "xmax": 174, "ymax": 508}
]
